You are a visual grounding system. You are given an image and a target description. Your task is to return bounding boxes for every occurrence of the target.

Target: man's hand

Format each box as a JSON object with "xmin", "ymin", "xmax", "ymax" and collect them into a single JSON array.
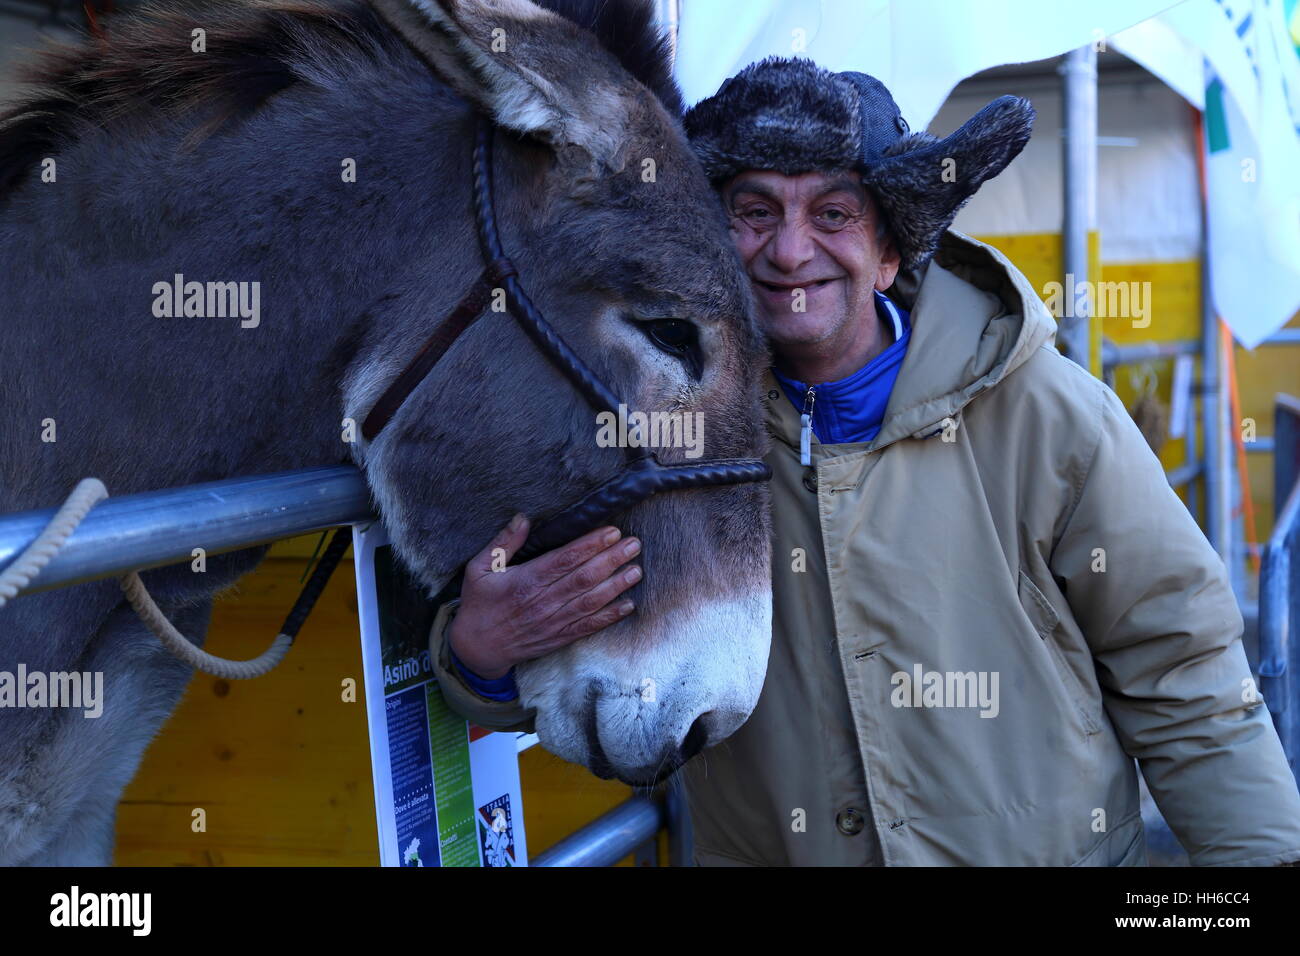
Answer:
[{"xmin": 447, "ymin": 514, "xmax": 642, "ymax": 680}]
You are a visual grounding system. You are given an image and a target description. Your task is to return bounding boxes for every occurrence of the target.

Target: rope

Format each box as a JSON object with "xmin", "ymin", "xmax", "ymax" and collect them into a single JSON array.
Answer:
[
  {"xmin": 0, "ymin": 478, "xmax": 108, "ymax": 607},
  {"xmin": 119, "ymin": 572, "xmax": 294, "ymax": 680},
  {"xmin": 0, "ymin": 478, "xmax": 346, "ymax": 680}
]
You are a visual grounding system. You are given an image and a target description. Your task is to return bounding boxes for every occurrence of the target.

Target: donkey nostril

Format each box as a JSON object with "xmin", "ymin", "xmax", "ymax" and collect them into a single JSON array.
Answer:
[{"xmin": 680, "ymin": 712, "xmax": 712, "ymax": 761}]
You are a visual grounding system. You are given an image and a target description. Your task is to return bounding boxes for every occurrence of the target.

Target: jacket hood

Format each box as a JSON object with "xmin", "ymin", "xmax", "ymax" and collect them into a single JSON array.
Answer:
[{"xmin": 763, "ymin": 230, "xmax": 1058, "ymax": 452}]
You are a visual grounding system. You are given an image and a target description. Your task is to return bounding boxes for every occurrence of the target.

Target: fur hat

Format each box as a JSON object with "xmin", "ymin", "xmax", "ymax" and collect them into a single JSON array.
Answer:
[{"xmin": 683, "ymin": 57, "xmax": 1035, "ymax": 271}]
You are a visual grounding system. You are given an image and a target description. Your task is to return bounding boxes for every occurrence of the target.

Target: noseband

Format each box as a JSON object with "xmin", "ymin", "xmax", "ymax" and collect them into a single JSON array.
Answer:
[{"xmin": 362, "ymin": 119, "xmax": 771, "ymax": 562}]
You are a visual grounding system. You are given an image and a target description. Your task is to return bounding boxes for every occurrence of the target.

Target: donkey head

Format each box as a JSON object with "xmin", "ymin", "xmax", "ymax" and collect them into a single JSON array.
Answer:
[{"xmin": 357, "ymin": 0, "xmax": 772, "ymax": 784}]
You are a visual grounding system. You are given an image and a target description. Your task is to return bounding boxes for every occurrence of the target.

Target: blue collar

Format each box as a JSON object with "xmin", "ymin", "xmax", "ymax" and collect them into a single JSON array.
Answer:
[{"xmin": 771, "ymin": 291, "xmax": 912, "ymax": 446}]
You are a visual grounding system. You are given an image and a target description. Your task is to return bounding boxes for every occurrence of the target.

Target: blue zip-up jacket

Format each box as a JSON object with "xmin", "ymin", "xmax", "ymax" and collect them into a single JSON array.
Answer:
[{"xmin": 771, "ymin": 291, "xmax": 911, "ymax": 445}]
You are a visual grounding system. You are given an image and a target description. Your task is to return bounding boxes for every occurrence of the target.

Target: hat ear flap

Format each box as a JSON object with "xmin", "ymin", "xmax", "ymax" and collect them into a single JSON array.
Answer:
[{"xmin": 863, "ymin": 95, "xmax": 1034, "ymax": 271}]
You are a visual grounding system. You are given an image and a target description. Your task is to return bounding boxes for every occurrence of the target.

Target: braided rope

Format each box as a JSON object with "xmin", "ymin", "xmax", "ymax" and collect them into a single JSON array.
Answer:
[
  {"xmin": 516, "ymin": 456, "xmax": 772, "ymax": 562},
  {"xmin": 473, "ymin": 122, "xmax": 624, "ymax": 418},
  {"xmin": 0, "ymin": 478, "xmax": 311, "ymax": 680},
  {"xmin": 0, "ymin": 478, "xmax": 108, "ymax": 607},
  {"xmin": 119, "ymin": 570, "xmax": 293, "ymax": 680}
]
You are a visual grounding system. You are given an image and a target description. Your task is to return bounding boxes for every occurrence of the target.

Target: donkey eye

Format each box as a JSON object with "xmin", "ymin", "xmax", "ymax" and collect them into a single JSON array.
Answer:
[
  {"xmin": 643, "ymin": 319, "xmax": 696, "ymax": 355},
  {"xmin": 633, "ymin": 318, "xmax": 703, "ymax": 380}
]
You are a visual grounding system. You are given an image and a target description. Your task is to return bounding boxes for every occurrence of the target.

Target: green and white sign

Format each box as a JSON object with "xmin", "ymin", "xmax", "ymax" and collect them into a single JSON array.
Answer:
[{"xmin": 353, "ymin": 523, "xmax": 527, "ymax": 867}]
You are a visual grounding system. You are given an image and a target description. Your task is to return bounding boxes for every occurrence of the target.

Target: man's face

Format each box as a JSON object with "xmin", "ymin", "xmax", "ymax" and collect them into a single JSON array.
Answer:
[{"xmin": 724, "ymin": 169, "xmax": 900, "ymax": 355}]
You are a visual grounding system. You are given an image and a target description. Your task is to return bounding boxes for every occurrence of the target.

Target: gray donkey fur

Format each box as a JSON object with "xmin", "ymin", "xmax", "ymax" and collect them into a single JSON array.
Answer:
[{"xmin": 0, "ymin": 0, "xmax": 770, "ymax": 863}]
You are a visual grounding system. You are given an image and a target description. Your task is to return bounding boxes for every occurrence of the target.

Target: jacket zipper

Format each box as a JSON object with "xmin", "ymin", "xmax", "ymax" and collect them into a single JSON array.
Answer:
[{"xmin": 800, "ymin": 385, "xmax": 816, "ymax": 467}]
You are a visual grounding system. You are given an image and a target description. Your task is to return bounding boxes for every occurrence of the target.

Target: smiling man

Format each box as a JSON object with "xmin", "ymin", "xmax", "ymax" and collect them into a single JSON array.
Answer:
[
  {"xmin": 431, "ymin": 57, "xmax": 1300, "ymax": 866},
  {"xmin": 727, "ymin": 167, "xmax": 905, "ymax": 449}
]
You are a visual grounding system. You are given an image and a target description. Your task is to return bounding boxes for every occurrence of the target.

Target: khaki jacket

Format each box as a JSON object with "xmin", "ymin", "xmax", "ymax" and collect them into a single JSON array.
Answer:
[{"xmin": 429, "ymin": 232, "xmax": 1300, "ymax": 866}]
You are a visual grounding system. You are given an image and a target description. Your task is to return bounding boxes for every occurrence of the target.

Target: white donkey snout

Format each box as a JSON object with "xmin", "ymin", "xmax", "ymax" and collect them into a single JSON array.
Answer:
[{"xmin": 517, "ymin": 592, "xmax": 772, "ymax": 784}]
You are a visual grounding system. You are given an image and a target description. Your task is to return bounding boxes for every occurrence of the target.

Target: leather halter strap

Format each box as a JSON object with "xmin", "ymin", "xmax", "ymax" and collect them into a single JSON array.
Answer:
[
  {"xmin": 361, "ymin": 258, "xmax": 515, "ymax": 442},
  {"xmin": 362, "ymin": 121, "xmax": 620, "ymax": 442}
]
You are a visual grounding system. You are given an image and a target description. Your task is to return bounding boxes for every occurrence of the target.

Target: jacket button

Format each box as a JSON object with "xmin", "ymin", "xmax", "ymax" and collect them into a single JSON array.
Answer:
[
  {"xmin": 802, "ymin": 470, "xmax": 818, "ymax": 493},
  {"xmin": 836, "ymin": 808, "xmax": 865, "ymax": 835}
]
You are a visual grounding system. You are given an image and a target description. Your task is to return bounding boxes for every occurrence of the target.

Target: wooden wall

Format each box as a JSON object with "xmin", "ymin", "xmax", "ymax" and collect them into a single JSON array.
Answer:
[{"xmin": 116, "ymin": 538, "xmax": 635, "ymax": 866}]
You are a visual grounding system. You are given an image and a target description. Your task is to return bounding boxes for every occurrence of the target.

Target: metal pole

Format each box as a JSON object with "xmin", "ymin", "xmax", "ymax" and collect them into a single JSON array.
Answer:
[
  {"xmin": 1101, "ymin": 339, "xmax": 1201, "ymax": 368},
  {"xmin": 1211, "ymin": 327, "xmax": 1232, "ymax": 582},
  {"xmin": 1060, "ymin": 45, "xmax": 1097, "ymax": 369},
  {"xmin": 1196, "ymin": 103, "xmax": 1226, "ymax": 556},
  {"xmin": 1199, "ymin": 282, "xmax": 1220, "ymax": 550},
  {"xmin": 656, "ymin": 0, "xmax": 680, "ymax": 65},
  {"xmin": 0, "ymin": 466, "xmax": 373, "ymax": 596},
  {"xmin": 532, "ymin": 797, "xmax": 664, "ymax": 867},
  {"xmin": 1259, "ymin": 396, "xmax": 1300, "ymax": 778}
]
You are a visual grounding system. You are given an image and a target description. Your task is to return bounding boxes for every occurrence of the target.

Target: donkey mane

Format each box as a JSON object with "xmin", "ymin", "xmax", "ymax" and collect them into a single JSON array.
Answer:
[{"xmin": 0, "ymin": 0, "xmax": 680, "ymax": 196}]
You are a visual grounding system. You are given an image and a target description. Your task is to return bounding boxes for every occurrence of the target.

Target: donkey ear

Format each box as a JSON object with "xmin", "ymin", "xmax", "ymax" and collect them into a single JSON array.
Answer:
[{"xmin": 373, "ymin": 0, "xmax": 630, "ymax": 165}]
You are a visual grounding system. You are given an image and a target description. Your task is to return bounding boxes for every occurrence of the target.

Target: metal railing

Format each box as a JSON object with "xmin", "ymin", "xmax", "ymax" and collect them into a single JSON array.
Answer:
[
  {"xmin": 532, "ymin": 775, "xmax": 693, "ymax": 867},
  {"xmin": 0, "ymin": 466, "xmax": 371, "ymax": 596},
  {"xmin": 1261, "ymin": 394, "xmax": 1300, "ymax": 784},
  {"xmin": 0, "ymin": 464, "xmax": 684, "ymax": 865}
]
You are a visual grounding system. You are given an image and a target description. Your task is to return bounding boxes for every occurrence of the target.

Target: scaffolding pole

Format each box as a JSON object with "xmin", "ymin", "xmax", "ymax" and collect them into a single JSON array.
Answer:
[{"xmin": 1060, "ymin": 45, "xmax": 1097, "ymax": 369}]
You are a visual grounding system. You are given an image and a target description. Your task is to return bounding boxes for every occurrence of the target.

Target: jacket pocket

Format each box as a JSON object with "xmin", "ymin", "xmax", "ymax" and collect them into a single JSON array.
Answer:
[
  {"xmin": 1017, "ymin": 569, "xmax": 1103, "ymax": 736},
  {"xmin": 1070, "ymin": 811, "xmax": 1147, "ymax": 866}
]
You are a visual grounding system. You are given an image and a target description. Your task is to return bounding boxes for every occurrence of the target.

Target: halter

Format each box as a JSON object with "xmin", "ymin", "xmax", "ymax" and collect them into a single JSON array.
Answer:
[{"xmin": 362, "ymin": 119, "xmax": 771, "ymax": 561}]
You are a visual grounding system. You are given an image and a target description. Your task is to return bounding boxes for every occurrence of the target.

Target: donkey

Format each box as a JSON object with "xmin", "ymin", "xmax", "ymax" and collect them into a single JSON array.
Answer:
[{"xmin": 0, "ymin": 0, "xmax": 772, "ymax": 865}]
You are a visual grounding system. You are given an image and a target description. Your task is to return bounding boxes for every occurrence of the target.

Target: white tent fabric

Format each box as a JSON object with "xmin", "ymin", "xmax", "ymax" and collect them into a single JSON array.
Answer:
[
  {"xmin": 1115, "ymin": 0, "xmax": 1300, "ymax": 348},
  {"xmin": 1111, "ymin": 16, "xmax": 1205, "ymax": 109},
  {"xmin": 675, "ymin": 0, "xmax": 1180, "ymax": 127}
]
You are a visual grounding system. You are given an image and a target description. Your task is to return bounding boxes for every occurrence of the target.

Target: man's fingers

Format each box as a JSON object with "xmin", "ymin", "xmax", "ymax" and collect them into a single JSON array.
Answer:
[
  {"xmin": 467, "ymin": 513, "xmax": 529, "ymax": 578},
  {"xmin": 552, "ymin": 595, "xmax": 637, "ymax": 645},
  {"xmin": 551, "ymin": 534, "xmax": 642, "ymax": 603},
  {"xmin": 548, "ymin": 558, "xmax": 642, "ymax": 629},
  {"xmin": 527, "ymin": 524, "xmax": 626, "ymax": 587}
]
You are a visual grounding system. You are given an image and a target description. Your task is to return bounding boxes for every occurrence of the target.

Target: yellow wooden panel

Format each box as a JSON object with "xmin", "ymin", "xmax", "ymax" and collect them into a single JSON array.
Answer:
[
  {"xmin": 972, "ymin": 235, "xmax": 1201, "ymax": 347},
  {"xmin": 1099, "ymin": 260, "xmax": 1202, "ymax": 344},
  {"xmin": 267, "ymin": 532, "xmax": 335, "ymax": 561},
  {"xmin": 1089, "ymin": 232, "xmax": 1103, "ymax": 380},
  {"xmin": 116, "ymin": 556, "xmax": 376, "ymax": 865},
  {"xmin": 1096, "ymin": 260, "xmax": 1201, "ymax": 486},
  {"xmin": 117, "ymin": 554, "xmax": 635, "ymax": 866},
  {"xmin": 973, "ymin": 232, "xmax": 1062, "ymax": 297},
  {"xmin": 973, "ymin": 231, "xmax": 1101, "ymax": 374},
  {"xmin": 518, "ymin": 748, "xmax": 637, "ymax": 866}
]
